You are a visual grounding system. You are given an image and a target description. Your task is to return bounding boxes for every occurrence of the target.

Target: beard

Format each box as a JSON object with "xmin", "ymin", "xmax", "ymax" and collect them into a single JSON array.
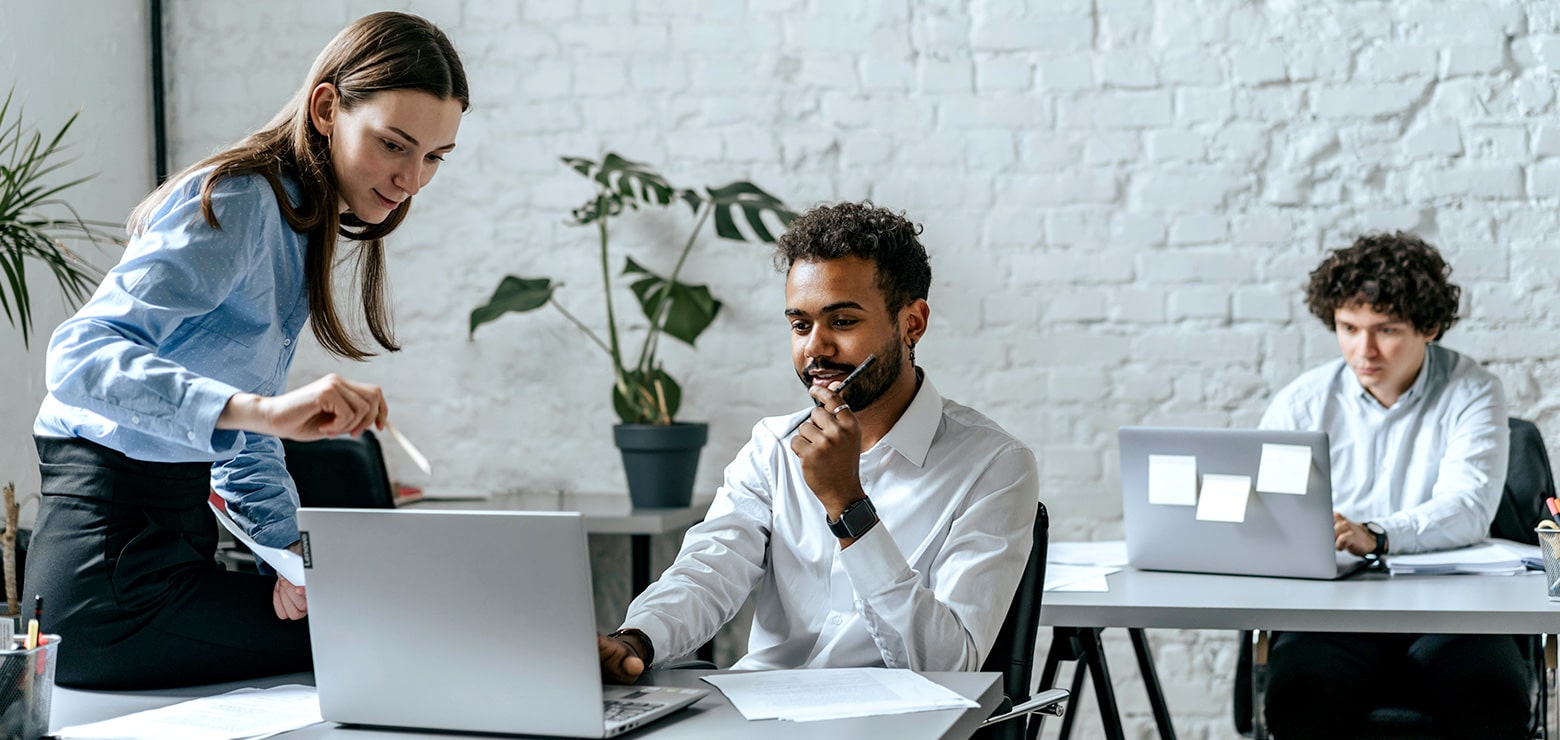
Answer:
[{"xmin": 795, "ymin": 332, "xmax": 905, "ymax": 412}]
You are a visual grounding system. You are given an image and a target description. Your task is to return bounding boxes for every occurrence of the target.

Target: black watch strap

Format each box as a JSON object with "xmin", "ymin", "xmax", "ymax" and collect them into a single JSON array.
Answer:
[
  {"xmin": 828, "ymin": 497, "xmax": 879, "ymax": 539},
  {"xmin": 1365, "ymin": 522, "xmax": 1388, "ymax": 558},
  {"xmin": 608, "ymin": 627, "xmax": 655, "ymax": 667}
]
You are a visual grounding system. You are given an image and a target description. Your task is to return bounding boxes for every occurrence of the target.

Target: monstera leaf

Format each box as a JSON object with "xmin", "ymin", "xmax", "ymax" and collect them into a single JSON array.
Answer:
[
  {"xmin": 563, "ymin": 154, "xmax": 681, "ymax": 226},
  {"xmin": 613, "ymin": 366, "xmax": 681, "ymax": 425},
  {"xmin": 702, "ymin": 181, "xmax": 797, "ymax": 242},
  {"xmin": 623, "ymin": 256, "xmax": 720, "ymax": 347},
  {"xmin": 468, "ymin": 276, "xmax": 555, "ymax": 337}
]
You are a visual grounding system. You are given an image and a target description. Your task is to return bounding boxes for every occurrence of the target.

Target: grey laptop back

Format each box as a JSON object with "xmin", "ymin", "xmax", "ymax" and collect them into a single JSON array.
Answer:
[
  {"xmin": 1119, "ymin": 426, "xmax": 1366, "ymax": 580},
  {"xmin": 299, "ymin": 508, "xmax": 700, "ymax": 737}
]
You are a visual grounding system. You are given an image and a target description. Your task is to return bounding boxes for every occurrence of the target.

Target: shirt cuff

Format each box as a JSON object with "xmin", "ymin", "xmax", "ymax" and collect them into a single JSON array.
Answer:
[
  {"xmin": 620, "ymin": 613, "xmax": 672, "ymax": 668},
  {"xmin": 180, "ymin": 375, "xmax": 244, "ymax": 453},
  {"xmin": 838, "ymin": 524, "xmax": 914, "ymax": 598}
]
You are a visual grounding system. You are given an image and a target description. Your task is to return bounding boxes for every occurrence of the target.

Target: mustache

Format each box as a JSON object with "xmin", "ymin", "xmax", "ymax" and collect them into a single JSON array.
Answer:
[{"xmin": 804, "ymin": 359, "xmax": 860, "ymax": 375}]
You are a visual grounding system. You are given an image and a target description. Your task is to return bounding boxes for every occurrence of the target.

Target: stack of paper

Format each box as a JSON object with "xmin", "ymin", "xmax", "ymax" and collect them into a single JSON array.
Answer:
[
  {"xmin": 1386, "ymin": 540, "xmax": 1538, "ymax": 576},
  {"xmin": 1045, "ymin": 540, "xmax": 1127, "ymax": 592},
  {"xmin": 701, "ymin": 668, "xmax": 978, "ymax": 722},
  {"xmin": 53, "ymin": 684, "xmax": 323, "ymax": 740}
]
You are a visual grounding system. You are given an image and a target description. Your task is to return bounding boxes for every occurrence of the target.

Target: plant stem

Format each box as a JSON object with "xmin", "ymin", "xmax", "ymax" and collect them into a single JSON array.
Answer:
[
  {"xmin": 595, "ymin": 196, "xmax": 636, "ymax": 413},
  {"xmin": 547, "ymin": 298, "xmax": 612, "ymax": 357},
  {"xmin": 634, "ymin": 197, "xmax": 712, "ymax": 377}
]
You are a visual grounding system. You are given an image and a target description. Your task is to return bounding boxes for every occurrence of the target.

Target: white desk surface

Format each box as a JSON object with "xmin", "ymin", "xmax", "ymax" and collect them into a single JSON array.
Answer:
[
  {"xmin": 402, "ymin": 492, "xmax": 714, "ymax": 535},
  {"xmin": 52, "ymin": 669, "xmax": 1002, "ymax": 740},
  {"xmin": 1042, "ymin": 567, "xmax": 1560, "ymax": 634}
]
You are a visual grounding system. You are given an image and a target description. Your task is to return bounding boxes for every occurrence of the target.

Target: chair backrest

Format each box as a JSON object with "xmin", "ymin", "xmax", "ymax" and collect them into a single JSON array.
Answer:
[
  {"xmin": 980, "ymin": 502, "xmax": 1050, "ymax": 710},
  {"xmin": 1489, "ymin": 417, "xmax": 1555, "ymax": 545},
  {"xmin": 282, "ymin": 431, "xmax": 397, "ymax": 509}
]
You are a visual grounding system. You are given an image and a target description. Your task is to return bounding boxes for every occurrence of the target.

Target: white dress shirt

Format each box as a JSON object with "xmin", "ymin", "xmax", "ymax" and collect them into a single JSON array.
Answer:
[
  {"xmin": 1259, "ymin": 344, "xmax": 1508, "ymax": 554},
  {"xmin": 622, "ymin": 375, "xmax": 1039, "ymax": 671}
]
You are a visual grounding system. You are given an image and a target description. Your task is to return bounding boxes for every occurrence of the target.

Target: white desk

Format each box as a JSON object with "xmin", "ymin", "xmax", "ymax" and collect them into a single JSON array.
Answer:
[
  {"xmin": 1038, "ymin": 568, "xmax": 1560, "ymax": 740},
  {"xmin": 51, "ymin": 669, "xmax": 1003, "ymax": 740}
]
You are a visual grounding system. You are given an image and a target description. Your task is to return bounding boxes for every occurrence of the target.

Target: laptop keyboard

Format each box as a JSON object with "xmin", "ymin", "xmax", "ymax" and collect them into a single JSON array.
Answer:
[{"xmin": 604, "ymin": 699, "xmax": 660, "ymax": 723}]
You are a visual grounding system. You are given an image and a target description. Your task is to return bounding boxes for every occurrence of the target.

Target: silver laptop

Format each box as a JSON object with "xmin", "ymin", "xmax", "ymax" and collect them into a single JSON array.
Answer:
[
  {"xmin": 298, "ymin": 508, "xmax": 707, "ymax": 738},
  {"xmin": 1119, "ymin": 427, "xmax": 1369, "ymax": 580}
]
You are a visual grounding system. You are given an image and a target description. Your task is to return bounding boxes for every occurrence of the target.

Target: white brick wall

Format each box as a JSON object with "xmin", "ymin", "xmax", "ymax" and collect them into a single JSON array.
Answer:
[{"xmin": 152, "ymin": 0, "xmax": 1560, "ymax": 735}]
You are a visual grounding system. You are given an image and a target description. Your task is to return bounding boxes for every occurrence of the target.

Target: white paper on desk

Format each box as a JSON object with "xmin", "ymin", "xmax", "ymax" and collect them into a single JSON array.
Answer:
[
  {"xmin": 1044, "ymin": 564, "xmax": 1121, "ymax": 592},
  {"xmin": 702, "ymin": 668, "xmax": 977, "ymax": 722},
  {"xmin": 208, "ymin": 502, "xmax": 306, "ymax": 585},
  {"xmin": 1054, "ymin": 575, "xmax": 1110, "ymax": 592},
  {"xmin": 1195, "ymin": 474, "xmax": 1251, "ymax": 523},
  {"xmin": 1048, "ymin": 540, "xmax": 1128, "ymax": 567},
  {"xmin": 1148, "ymin": 454, "xmax": 1198, "ymax": 506},
  {"xmin": 52, "ymin": 684, "xmax": 323, "ymax": 740},
  {"xmin": 1256, "ymin": 443, "xmax": 1311, "ymax": 495}
]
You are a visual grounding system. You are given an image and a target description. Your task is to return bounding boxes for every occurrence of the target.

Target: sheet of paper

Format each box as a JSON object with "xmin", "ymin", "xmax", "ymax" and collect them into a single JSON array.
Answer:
[
  {"xmin": 1195, "ymin": 474, "xmax": 1252, "ymax": 523},
  {"xmin": 1148, "ymin": 454, "xmax": 1198, "ymax": 506},
  {"xmin": 53, "ymin": 684, "xmax": 323, "ymax": 740},
  {"xmin": 208, "ymin": 501, "xmax": 306, "ymax": 586},
  {"xmin": 1044, "ymin": 564, "xmax": 1121, "ymax": 592},
  {"xmin": 1048, "ymin": 540, "xmax": 1128, "ymax": 567},
  {"xmin": 1256, "ymin": 443, "xmax": 1312, "ymax": 495},
  {"xmin": 1053, "ymin": 575, "xmax": 1110, "ymax": 592},
  {"xmin": 701, "ymin": 668, "xmax": 977, "ymax": 722}
]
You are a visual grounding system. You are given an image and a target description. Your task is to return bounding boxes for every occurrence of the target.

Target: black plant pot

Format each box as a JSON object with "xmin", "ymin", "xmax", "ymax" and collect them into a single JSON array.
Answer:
[{"xmin": 613, "ymin": 422, "xmax": 709, "ymax": 509}]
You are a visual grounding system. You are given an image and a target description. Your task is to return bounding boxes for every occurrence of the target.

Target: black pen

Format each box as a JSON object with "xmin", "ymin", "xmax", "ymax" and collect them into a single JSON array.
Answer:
[{"xmin": 784, "ymin": 354, "xmax": 877, "ymax": 437}]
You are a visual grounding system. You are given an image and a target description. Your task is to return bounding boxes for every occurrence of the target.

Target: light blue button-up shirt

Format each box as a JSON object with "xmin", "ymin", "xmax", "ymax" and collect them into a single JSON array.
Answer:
[
  {"xmin": 1259, "ymin": 343, "xmax": 1508, "ymax": 554},
  {"xmin": 35, "ymin": 168, "xmax": 311, "ymax": 548}
]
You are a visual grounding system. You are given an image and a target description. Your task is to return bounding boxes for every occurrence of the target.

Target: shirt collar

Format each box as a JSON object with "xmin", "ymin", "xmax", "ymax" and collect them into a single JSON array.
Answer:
[{"xmin": 873, "ymin": 372, "xmax": 942, "ymax": 468}]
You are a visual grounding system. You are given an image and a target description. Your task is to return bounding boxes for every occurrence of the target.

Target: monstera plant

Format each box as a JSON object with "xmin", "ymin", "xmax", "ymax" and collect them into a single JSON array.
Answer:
[
  {"xmin": 470, "ymin": 153, "xmax": 796, "ymax": 507},
  {"xmin": 471, "ymin": 153, "xmax": 796, "ymax": 425}
]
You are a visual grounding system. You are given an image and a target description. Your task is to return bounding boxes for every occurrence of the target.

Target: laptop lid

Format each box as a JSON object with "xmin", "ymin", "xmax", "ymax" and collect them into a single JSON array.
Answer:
[
  {"xmin": 1119, "ymin": 426, "xmax": 1367, "ymax": 580},
  {"xmin": 299, "ymin": 508, "xmax": 702, "ymax": 738}
]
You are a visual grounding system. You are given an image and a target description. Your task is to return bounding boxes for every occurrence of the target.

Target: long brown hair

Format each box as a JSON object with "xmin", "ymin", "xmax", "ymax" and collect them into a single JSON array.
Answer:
[{"xmin": 129, "ymin": 11, "xmax": 469, "ymax": 359}]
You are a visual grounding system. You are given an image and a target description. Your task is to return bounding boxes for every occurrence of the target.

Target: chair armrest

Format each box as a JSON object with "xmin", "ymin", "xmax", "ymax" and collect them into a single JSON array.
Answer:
[{"xmin": 978, "ymin": 688, "xmax": 1070, "ymax": 727}]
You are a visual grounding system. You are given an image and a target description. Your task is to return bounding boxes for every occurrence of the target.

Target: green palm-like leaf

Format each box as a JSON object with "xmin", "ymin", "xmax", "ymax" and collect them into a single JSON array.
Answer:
[
  {"xmin": 0, "ymin": 90, "xmax": 118, "ymax": 348},
  {"xmin": 563, "ymin": 153, "xmax": 678, "ymax": 227},
  {"xmin": 468, "ymin": 275, "xmax": 555, "ymax": 337},
  {"xmin": 623, "ymin": 256, "xmax": 721, "ymax": 347},
  {"xmin": 612, "ymin": 366, "xmax": 681, "ymax": 425},
  {"xmin": 705, "ymin": 181, "xmax": 798, "ymax": 243}
]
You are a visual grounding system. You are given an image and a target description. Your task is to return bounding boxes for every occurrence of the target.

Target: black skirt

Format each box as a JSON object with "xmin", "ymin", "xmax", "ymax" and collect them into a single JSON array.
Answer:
[{"xmin": 26, "ymin": 435, "xmax": 311, "ymax": 689}]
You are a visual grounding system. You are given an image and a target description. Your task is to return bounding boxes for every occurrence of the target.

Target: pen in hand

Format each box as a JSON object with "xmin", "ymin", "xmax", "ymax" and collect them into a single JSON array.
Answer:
[{"xmin": 784, "ymin": 354, "xmax": 877, "ymax": 437}]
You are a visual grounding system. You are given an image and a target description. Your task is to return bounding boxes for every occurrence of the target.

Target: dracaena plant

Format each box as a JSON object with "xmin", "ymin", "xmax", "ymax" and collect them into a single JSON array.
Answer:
[
  {"xmin": 470, "ymin": 153, "xmax": 796, "ymax": 425},
  {"xmin": 0, "ymin": 91, "xmax": 117, "ymax": 348}
]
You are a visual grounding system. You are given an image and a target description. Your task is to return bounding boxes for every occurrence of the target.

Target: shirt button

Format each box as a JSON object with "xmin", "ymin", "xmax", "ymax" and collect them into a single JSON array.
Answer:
[
  {"xmin": 833, "ymin": 616, "xmax": 843, "ymax": 625},
  {"xmin": 130, "ymin": 415, "xmax": 140, "ymax": 424},
  {"xmin": 187, "ymin": 432, "xmax": 196, "ymax": 441},
  {"xmin": 283, "ymin": 338, "xmax": 292, "ymax": 346}
]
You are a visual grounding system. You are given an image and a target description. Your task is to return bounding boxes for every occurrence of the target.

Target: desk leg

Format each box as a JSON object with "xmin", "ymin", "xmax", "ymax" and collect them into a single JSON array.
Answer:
[
  {"xmin": 1080, "ymin": 629, "xmax": 1129, "ymax": 740},
  {"xmin": 1128, "ymin": 629, "xmax": 1177, "ymax": 740},
  {"xmin": 1547, "ymin": 634, "xmax": 1556, "ymax": 740},
  {"xmin": 631, "ymin": 534, "xmax": 652, "ymax": 596},
  {"xmin": 1036, "ymin": 628, "xmax": 1126, "ymax": 740}
]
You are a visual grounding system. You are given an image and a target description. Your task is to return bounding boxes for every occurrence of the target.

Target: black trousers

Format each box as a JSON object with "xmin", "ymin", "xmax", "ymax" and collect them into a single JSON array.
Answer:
[
  {"xmin": 24, "ymin": 436, "xmax": 311, "ymax": 689},
  {"xmin": 1264, "ymin": 631, "xmax": 1531, "ymax": 740}
]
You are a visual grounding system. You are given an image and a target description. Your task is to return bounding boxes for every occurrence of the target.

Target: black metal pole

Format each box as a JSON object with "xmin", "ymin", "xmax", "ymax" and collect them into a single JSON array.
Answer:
[{"xmin": 149, "ymin": 0, "xmax": 168, "ymax": 184}]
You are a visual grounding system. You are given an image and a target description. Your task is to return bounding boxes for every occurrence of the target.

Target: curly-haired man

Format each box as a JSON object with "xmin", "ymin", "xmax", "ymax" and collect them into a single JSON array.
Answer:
[
  {"xmin": 1259, "ymin": 232, "xmax": 1529, "ymax": 738},
  {"xmin": 596, "ymin": 202, "xmax": 1038, "ymax": 682}
]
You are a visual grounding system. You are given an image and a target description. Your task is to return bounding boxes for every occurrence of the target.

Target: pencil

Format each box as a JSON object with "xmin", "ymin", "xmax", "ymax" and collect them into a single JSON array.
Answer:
[{"xmin": 783, "ymin": 354, "xmax": 877, "ymax": 437}]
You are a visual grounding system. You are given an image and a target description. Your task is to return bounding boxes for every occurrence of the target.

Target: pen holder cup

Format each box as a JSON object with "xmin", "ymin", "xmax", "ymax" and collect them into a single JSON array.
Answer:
[
  {"xmin": 0, "ymin": 637, "xmax": 59, "ymax": 740},
  {"xmin": 1538, "ymin": 526, "xmax": 1560, "ymax": 603}
]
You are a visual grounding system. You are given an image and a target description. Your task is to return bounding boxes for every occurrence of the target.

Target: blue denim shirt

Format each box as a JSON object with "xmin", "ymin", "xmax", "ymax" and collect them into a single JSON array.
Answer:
[{"xmin": 36, "ymin": 168, "xmax": 311, "ymax": 548}]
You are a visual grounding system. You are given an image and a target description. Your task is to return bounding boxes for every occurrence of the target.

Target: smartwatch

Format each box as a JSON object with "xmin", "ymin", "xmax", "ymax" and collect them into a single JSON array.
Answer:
[
  {"xmin": 1364, "ymin": 521, "xmax": 1389, "ymax": 558},
  {"xmin": 828, "ymin": 497, "xmax": 879, "ymax": 539}
]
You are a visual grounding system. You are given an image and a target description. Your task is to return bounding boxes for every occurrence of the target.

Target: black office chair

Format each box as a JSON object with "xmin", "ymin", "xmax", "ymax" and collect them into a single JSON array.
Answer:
[
  {"xmin": 975, "ymin": 502, "xmax": 1070, "ymax": 740},
  {"xmin": 1233, "ymin": 417, "xmax": 1554, "ymax": 739},
  {"xmin": 282, "ymin": 430, "xmax": 397, "ymax": 509}
]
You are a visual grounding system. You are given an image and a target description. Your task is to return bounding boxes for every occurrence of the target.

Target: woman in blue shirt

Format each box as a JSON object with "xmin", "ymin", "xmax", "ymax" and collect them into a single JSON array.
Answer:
[{"xmin": 27, "ymin": 11, "xmax": 468, "ymax": 689}]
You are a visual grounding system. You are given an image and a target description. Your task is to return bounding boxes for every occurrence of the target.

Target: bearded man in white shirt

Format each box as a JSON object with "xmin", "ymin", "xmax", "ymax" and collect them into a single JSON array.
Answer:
[
  {"xmin": 1259, "ymin": 232, "xmax": 1529, "ymax": 739},
  {"xmin": 597, "ymin": 201, "xmax": 1039, "ymax": 683}
]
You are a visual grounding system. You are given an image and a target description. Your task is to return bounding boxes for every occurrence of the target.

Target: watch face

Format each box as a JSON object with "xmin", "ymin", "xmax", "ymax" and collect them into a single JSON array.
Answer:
[{"xmin": 1365, "ymin": 522, "xmax": 1385, "ymax": 536}]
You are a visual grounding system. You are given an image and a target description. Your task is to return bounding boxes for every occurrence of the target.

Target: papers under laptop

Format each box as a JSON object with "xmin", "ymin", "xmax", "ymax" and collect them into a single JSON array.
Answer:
[
  {"xmin": 298, "ymin": 508, "xmax": 706, "ymax": 738},
  {"xmin": 1119, "ymin": 427, "xmax": 1369, "ymax": 580}
]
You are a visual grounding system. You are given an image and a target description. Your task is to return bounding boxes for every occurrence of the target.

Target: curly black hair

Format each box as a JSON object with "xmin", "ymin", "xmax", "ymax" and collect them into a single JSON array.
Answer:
[
  {"xmin": 1305, "ymin": 232, "xmax": 1461, "ymax": 340},
  {"xmin": 772, "ymin": 201, "xmax": 931, "ymax": 313}
]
